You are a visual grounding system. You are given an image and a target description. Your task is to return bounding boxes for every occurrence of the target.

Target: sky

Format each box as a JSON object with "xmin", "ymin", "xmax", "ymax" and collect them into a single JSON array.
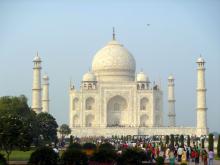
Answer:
[{"xmin": 0, "ymin": 0, "xmax": 220, "ymax": 132}]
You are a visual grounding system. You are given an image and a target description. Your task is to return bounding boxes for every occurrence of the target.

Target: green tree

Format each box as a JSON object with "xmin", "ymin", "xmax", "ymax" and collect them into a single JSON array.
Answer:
[
  {"xmin": 36, "ymin": 113, "xmax": 58, "ymax": 145},
  {"xmin": 117, "ymin": 148, "xmax": 147, "ymax": 165},
  {"xmin": 217, "ymin": 135, "xmax": 220, "ymax": 158},
  {"xmin": 0, "ymin": 114, "xmax": 33, "ymax": 161},
  {"xmin": 0, "ymin": 95, "xmax": 30, "ymax": 116},
  {"xmin": 0, "ymin": 153, "xmax": 7, "ymax": 165},
  {"xmin": 28, "ymin": 146, "xmax": 59, "ymax": 165},
  {"xmin": 208, "ymin": 133, "xmax": 214, "ymax": 151},
  {"xmin": 58, "ymin": 124, "xmax": 71, "ymax": 140}
]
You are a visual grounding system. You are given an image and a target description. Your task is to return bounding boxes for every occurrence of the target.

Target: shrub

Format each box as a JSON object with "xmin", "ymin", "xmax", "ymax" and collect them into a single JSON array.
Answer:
[
  {"xmin": 28, "ymin": 146, "xmax": 59, "ymax": 165},
  {"xmin": 91, "ymin": 149, "xmax": 117, "ymax": 163},
  {"xmin": 156, "ymin": 156, "xmax": 164, "ymax": 165},
  {"xmin": 83, "ymin": 143, "xmax": 96, "ymax": 150},
  {"xmin": 99, "ymin": 142, "xmax": 115, "ymax": 151},
  {"xmin": 61, "ymin": 148, "xmax": 88, "ymax": 165},
  {"xmin": 117, "ymin": 148, "xmax": 147, "ymax": 165},
  {"xmin": 0, "ymin": 153, "xmax": 7, "ymax": 165},
  {"xmin": 68, "ymin": 142, "xmax": 82, "ymax": 150}
]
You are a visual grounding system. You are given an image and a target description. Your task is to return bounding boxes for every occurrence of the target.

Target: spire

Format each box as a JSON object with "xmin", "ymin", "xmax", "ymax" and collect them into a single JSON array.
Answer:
[{"xmin": 112, "ymin": 27, "xmax": 116, "ymax": 40}]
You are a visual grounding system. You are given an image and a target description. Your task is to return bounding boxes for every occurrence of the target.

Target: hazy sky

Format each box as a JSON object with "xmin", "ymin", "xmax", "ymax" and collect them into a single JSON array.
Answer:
[{"xmin": 1, "ymin": 0, "xmax": 220, "ymax": 132}]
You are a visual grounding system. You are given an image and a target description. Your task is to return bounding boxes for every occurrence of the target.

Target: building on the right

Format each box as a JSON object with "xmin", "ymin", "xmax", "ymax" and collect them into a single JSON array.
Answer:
[{"xmin": 196, "ymin": 56, "xmax": 208, "ymax": 135}]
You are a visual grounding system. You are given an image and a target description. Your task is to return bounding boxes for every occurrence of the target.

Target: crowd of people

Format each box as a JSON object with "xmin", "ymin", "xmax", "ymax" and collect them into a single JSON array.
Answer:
[{"xmin": 71, "ymin": 136, "xmax": 215, "ymax": 165}]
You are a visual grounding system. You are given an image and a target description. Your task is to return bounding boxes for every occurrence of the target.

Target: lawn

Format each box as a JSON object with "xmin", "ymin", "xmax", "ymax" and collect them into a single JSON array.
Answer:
[{"xmin": 0, "ymin": 150, "xmax": 34, "ymax": 161}]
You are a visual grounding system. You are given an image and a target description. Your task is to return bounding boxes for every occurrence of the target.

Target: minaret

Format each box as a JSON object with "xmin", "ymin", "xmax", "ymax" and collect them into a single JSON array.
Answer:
[
  {"xmin": 196, "ymin": 56, "xmax": 207, "ymax": 130},
  {"xmin": 32, "ymin": 53, "xmax": 42, "ymax": 113},
  {"xmin": 168, "ymin": 75, "xmax": 176, "ymax": 127},
  {"xmin": 42, "ymin": 74, "xmax": 49, "ymax": 113}
]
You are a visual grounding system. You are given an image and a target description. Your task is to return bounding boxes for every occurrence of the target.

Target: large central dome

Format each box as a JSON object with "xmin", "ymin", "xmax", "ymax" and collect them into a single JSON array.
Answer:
[{"xmin": 92, "ymin": 39, "xmax": 136, "ymax": 82}]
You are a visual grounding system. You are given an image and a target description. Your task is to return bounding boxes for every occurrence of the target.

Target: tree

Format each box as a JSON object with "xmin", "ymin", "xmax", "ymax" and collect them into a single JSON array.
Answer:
[
  {"xmin": 36, "ymin": 112, "xmax": 58, "ymax": 145},
  {"xmin": 58, "ymin": 124, "xmax": 71, "ymax": 140},
  {"xmin": 61, "ymin": 148, "xmax": 88, "ymax": 165},
  {"xmin": 0, "ymin": 114, "xmax": 33, "ymax": 161},
  {"xmin": 117, "ymin": 148, "xmax": 147, "ymax": 165},
  {"xmin": 208, "ymin": 133, "xmax": 214, "ymax": 151},
  {"xmin": 0, "ymin": 153, "xmax": 7, "ymax": 165},
  {"xmin": 28, "ymin": 146, "xmax": 59, "ymax": 165},
  {"xmin": 0, "ymin": 95, "xmax": 30, "ymax": 117},
  {"xmin": 217, "ymin": 135, "xmax": 220, "ymax": 158}
]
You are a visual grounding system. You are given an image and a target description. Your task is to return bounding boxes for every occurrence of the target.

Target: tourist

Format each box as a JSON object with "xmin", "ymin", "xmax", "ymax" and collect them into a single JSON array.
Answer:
[
  {"xmin": 169, "ymin": 150, "xmax": 175, "ymax": 165},
  {"xmin": 191, "ymin": 149, "xmax": 196, "ymax": 162},
  {"xmin": 181, "ymin": 148, "xmax": 187, "ymax": 164},
  {"xmin": 195, "ymin": 149, "xmax": 200, "ymax": 164},
  {"xmin": 203, "ymin": 149, "xmax": 208, "ymax": 165},
  {"xmin": 208, "ymin": 149, "xmax": 214, "ymax": 165},
  {"xmin": 177, "ymin": 146, "xmax": 183, "ymax": 162}
]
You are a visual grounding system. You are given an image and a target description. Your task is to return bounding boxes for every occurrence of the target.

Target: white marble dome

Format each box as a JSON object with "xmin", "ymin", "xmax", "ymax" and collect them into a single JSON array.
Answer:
[
  {"xmin": 92, "ymin": 39, "xmax": 136, "ymax": 81},
  {"xmin": 33, "ymin": 54, "xmax": 41, "ymax": 62},
  {"xmin": 168, "ymin": 74, "xmax": 174, "ymax": 80},
  {"xmin": 83, "ymin": 71, "xmax": 96, "ymax": 82},
  {"xmin": 197, "ymin": 56, "xmax": 205, "ymax": 63},
  {"xmin": 137, "ymin": 72, "xmax": 149, "ymax": 82},
  {"xmin": 43, "ymin": 74, "xmax": 49, "ymax": 80}
]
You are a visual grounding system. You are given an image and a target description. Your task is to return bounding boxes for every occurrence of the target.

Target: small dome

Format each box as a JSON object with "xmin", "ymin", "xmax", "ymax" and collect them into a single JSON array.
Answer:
[
  {"xmin": 43, "ymin": 74, "xmax": 49, "ymax": 80},
  {"xmin": 137, "ymin": 72, "xmax": 149, "ymax": 82},
  {"xmin": 168, "ymin": 74, "xmax": 174, "ymax": 80},
  {"xmin": 33, "ymin": 54, "xmax": 41, "ymax": 62},
  {"xmin": 83, "ymin": 71, "xmax": 96, "ymax": 82},
  {"xmin": 197, "ymin": 56, "xmax": 205, "ymax": 63}
]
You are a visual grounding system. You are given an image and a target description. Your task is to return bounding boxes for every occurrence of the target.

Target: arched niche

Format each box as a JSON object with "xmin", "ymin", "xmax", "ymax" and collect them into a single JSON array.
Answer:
[
  {"xmin": 107, "ymin": 95, "xmax": 127, "ymax": 127},
  {"xmin": 85, "ymin": 114, "xmax": 94, "ymax": 127},
  {"xmin": 85, "ymin": 97, "xmax": 95, "ymax": 110},
  {"xmin": 140, "ymin": 97, "xmax": 148, "ymax": 110}
]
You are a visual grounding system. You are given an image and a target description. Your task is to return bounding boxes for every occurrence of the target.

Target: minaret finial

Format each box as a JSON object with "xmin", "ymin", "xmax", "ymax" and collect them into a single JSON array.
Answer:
[{"xmin": 112, "ymin": 27, "xmax": 115, "ymax": 40}]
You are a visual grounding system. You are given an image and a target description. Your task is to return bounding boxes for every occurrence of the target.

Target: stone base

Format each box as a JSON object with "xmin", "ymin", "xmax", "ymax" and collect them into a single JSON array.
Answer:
[{"xmin": 71, "ymin": 127, "xmax": 208, "ymax": 137}]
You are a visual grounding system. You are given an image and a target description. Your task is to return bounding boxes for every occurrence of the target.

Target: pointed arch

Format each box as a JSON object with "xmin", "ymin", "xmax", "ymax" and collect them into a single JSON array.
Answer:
[
  {"xmin": 140, "ymin": 97, "xmax": 148, "ymax": 110},
  {"xmin": 85, "ymin": 114, "xmax": 94, "ymax": 127},
  {"xmin": 85, "ymin": 97, "xmax": 95, "ymax": 110}
]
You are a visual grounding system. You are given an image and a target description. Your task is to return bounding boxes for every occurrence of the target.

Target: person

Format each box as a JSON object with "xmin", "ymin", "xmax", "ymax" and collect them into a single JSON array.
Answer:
[
  {"xmin": 203, "ymin": 149, "xmax": 208, "ymax": 165},
  {"xmin": 208, "ymin": 149, "xmax": 214, "ymax": 165},
  {"xmin": 177, "ymin": 146, "xmax": 183, "ymax": 162},
  {"xmin": 195, "ymin": 149, "xmax": 200, "ymax": 164},
  {"xmin": 169, "ymin": 150, "xmax": 175, "ymax": 165},
  {"xmin": 191, "ymin": 149, "xmax": 195, "ymax": 162},
  {"xmin": 181, "ymin": 148, "xmax": 187, "ymax": 164}
]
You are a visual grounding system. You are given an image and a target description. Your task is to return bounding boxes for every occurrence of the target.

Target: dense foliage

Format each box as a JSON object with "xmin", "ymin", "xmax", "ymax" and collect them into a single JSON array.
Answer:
[
  {"xmin": 0, "ymin": 153, "xmax": 7, "ymax": 165},
  {"xmin": 118, "ymin": 148, "xmax": 147, "ymax": 165},
  {"xmin": 28, "ymin": 146, "xmax": 59, "ymax": 165},
  {"xmin": 61, "ymin": 148, "xmax": 88, "ymax": 165},
  {"xmin": 36, "ymin": 113, "xmax": 58, "ymax": 145},
  {"xmin": 0, "ymin": 95, "xmax": 58, "ymax": 160},
  {"xmin": 58, "ymin": 124, "xmax": 71, "ymax": 139}
]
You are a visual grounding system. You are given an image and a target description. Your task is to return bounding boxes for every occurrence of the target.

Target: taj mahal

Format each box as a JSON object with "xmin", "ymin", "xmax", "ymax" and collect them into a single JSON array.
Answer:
[{"xmin": 31, "ymin": 31, "xmax": 208, "ymax": 137}]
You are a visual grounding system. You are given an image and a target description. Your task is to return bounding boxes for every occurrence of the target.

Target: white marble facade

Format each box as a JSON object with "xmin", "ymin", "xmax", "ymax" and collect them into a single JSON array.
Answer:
[{"xmin": 69, "ymin": 36, "xmax": 208, "ymax": 137}]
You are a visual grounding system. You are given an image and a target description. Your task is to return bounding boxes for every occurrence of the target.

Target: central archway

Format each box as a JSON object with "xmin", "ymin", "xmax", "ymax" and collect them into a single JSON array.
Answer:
[{"xmin": 107, "ymin": 95, "xmax": 127, "ymax": 127}]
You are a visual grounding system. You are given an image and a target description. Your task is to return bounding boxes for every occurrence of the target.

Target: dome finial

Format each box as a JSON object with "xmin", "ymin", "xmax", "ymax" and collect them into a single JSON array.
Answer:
[{"xmin": 112, "ymin": 27, "xmax": 116, "ymax": 40}]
